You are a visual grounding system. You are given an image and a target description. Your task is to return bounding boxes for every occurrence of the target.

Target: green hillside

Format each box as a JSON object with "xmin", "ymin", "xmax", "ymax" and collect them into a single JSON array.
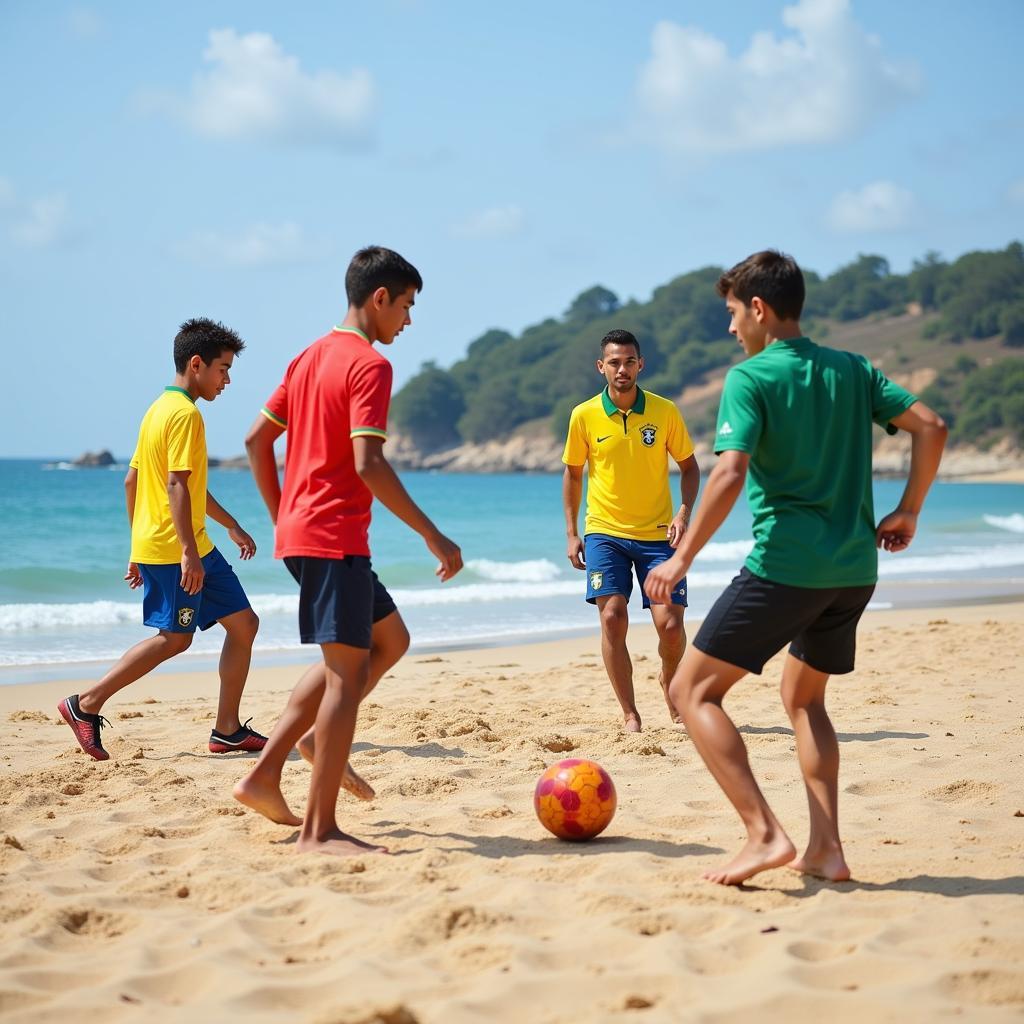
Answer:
[{"xmin": 393, "ymin": 242, "xmax": 1024, "ymax": 452}]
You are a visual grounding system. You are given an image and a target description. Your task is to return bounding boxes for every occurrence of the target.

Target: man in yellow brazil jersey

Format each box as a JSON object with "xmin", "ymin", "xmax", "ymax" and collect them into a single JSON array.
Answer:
[{"xmin": 562, "ymin": 329, "xmax": 700, "ymax": 733}]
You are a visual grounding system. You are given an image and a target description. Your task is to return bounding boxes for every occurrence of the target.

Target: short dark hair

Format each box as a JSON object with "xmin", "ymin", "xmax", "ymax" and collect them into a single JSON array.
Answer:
[
  {"xmin": 173, "ymin": 318, "xmax": 245, "ymax": 373},
  {"xmin": 716, "ymin": 250, "xmax": 805, "ymax": 320},
  {"xmin": 600, "ymin": 328, "xmax": 641, "ymax": 356},
  {"xmin": 345, "ymin": 246, "xmax": 423, "ymax": 306}
]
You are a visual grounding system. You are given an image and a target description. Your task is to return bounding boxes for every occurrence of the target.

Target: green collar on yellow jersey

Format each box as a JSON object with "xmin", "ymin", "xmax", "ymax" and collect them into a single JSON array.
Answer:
[
  {"xmin": 601, "ymin": 385, "xmax": 646, "ymax": 417},
  {"xmin": 165, "ymin": 385, "xmax": 196, "ymax": 404}
]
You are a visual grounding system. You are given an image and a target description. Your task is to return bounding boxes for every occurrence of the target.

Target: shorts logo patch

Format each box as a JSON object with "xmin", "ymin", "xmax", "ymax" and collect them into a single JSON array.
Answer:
[
  {"xmin": 178, "ymin": 607, "xmax": 195, "ymax": 627},
  {"xmin": 590, "ymin": 571, "xmax": 604, "ymax": 591},
  {"xmin": 640, "ymin": 424, "xmax": 657, "ymax": 447}
]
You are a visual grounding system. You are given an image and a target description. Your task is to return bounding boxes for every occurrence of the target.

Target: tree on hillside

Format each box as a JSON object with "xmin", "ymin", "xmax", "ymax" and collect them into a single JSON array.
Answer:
[
  {"xmin": 934, "ymin": 242, "xmax": 1024, "ymax": 340},
  {"xmin": 564, "ymin": 286, "xmax": 620, "ymax": 323},
  {"xmin": 390, "ymin": 362, "xmax": 465, "ymax": 451},
  {"xmin": 806, "ymin": 255, "xmax": 906, "ymax": 321}
]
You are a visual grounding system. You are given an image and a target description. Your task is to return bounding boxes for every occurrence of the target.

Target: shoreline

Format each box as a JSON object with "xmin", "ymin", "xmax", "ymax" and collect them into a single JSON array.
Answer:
[
  {"xmin": 3, "ymin": 591, "xmax": 1023, "ymax": 697},
  {"xmin": 4, "ymin": 583, "xmax": 1023, "ymax": 687}
]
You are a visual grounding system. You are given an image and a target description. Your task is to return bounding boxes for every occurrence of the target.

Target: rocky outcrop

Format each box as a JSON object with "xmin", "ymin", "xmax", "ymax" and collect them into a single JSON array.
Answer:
[
  {"xmin": 201, "ymin": 432, "xmax": 1024, "ymax": 480},
  {"xmin": 72, "ymin": 449, "xmax": 116, "ymax": 467}
]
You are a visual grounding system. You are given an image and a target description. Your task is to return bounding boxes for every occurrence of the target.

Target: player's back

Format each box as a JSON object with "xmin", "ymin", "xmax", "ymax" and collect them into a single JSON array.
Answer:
[
  {"xmin": 720, "ymin": 337, "xmax": 912, "ymax": 588},
  {"xmin": 268, "ymin": 329, "xmax": 392, "ymax": 560}
]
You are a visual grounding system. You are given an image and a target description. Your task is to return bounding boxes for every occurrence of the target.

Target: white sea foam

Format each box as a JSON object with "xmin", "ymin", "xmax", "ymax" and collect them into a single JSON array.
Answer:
[
  {"xmin": 878, "ymin": 543, "xmax": 1024, "ymax": 575},
  {"xmin": 0, "ymin": 600, "xmax": 140, "ymax": 631},
  {"xmin": 983, "ymin": 513, "xmax": 1024, "ymax": 534},
  {"xmin": 695, "ymin": 540, "xmax": 754, "ymax": 563},
  {"xmin": 465, "ymin": 558, "xmax": 562, "ymax": 582}
]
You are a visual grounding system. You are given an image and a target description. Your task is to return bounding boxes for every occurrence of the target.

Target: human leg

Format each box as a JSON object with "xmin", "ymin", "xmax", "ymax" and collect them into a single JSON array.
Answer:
[
  {"xmin": 670, "ymin": 648, "xmax": 795, "ymax": 885},
  {"xmin": 780, "ymin": 654, "xmax": 849, "ymax": 881},
  {"xmin": 596, "ymin": 594, "xmax": 640, "ymax": 732},
  {"xmin": 297, "ymin": 609, "xmax": 410, "ymax": 763},
  {"xmin": 212, "ymin": 607, "xmax": 260, "ymax": 735},
  {"xmin": 78, "ymin": 630, "xmax": 194, "ymax": 714},
  {"xmin": 296, "ymin": 642, "xmax": 386, "ymax": 856},
  {"xmin": 649, "ymin": 603, "xmax": 685, "ymax": 724},
  {"xmin": 59, "ymin": 631, "xmax": 193, "ymax": 760},
  {"xmin": 584, "ymin": 535, "xmax": 639, "ymax": 731},
  {"xmin": 233, "ymin": 660, "xmax": 323, "ymax": 825}
]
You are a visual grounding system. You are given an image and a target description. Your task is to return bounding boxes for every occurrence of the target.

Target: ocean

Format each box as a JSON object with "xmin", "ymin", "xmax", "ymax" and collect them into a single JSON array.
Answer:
[{"xmin": 1, "ymin": 458, "xmax": 1022, "ymax": 683}]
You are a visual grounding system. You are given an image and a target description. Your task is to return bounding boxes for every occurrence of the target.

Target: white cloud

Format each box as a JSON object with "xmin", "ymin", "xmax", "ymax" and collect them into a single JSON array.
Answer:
[
  {"xmin": 451, "ymin": 205, "xmax": 525, "ymax": 239},
  {"xmin": 10, "ymin": 193, "xmax": 71, "ymax": 247},
  {"xmin": 162, "ymin": 29, "xmax": 375, "ymax": 148},
  {"xmin": 177, "ymin": 221, "xmax": 328, "ymax": 268},
  {"xmin": 634, "ymin": 0, "xmax": 919, "ymax": 154},
  {"xmin": 1008, "ymin": 179, "xmax": 1024, "ymax": 205},
  {"xmin": 827, "ymin": 181, "xmax": 916, "ymax": 233}
]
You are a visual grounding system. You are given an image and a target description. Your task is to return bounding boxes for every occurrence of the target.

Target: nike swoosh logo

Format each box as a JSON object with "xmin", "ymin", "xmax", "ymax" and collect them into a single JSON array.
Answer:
[{"xmin": 596, "ymin": 435, "xmax": 612, "ymax": 442}]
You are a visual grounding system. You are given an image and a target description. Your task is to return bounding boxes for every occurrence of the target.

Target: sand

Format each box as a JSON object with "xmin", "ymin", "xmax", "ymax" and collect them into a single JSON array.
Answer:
[{"xmin": 1, "ymin": 603, "xmax": 1023, "ymax": 1023}]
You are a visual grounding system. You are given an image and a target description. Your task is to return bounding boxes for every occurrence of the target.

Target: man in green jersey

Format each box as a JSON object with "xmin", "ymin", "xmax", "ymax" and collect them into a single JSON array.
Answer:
[{"xmin": 645, "ymin": 250, "xmax": 947, "ymax": 886}]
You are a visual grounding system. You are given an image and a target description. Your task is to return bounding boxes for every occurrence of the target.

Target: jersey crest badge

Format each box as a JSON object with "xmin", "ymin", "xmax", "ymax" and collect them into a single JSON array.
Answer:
[
  {"xmin": 640, "ymin": 424, "xmax": 657, "ymax": 447},
  {"xmin": 590, "ymin": 571, "xmax": 604, "ymax": 591},
  {"xmin": 178, "ymin": 607, "xmax": 195, "ymax": 627}
]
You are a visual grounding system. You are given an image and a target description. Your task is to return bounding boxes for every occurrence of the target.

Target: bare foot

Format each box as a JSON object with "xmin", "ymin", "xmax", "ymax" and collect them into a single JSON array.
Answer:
[
  {"xmin": 296, "ymin": 738, "xmax": 375, "ymax": 801},
  {"xmin": 342, "ymin": 764, "xmax": 375, "ymax": 801},
  {"xmin": 233, "ymin": 774, "xmax": 303, "ymax": 827},
  {"xmin": 659, "ymin": 672, "xmax": 683, "ymax": 726},
  {"xmin": 624, "ymin": 712, "xmax": 642, "ymax": 734},
  {"xmin": 703, "ymin": 833, "xmax": 797, "ymax": 886},
  {"xmin": 789, "ymin": 847, "xmax": 851, "ymax": 882},
  {"xmin": 295, "ymin": 828, "xmax": 389, "ymax": 857}
]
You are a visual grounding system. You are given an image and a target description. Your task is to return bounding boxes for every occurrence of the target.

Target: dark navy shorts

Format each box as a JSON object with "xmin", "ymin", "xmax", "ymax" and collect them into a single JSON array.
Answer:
[
  {"xmin": 140, "ymin": 547, "xmax": 251, "ymax": 633},
  {"xmin": 284, "ymin": 555, "xmax": 397, "ymax": 649},
  {"xmin": 694, "ymin": 567, "xmax": 875, "ymax": 676},
  {"xmin": 584, "ymin": 533, "xmax": 687, "ymax": 609}
]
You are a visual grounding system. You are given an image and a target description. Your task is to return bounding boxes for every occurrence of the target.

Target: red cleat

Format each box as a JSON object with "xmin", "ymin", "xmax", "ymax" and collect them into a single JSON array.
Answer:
[
  {"xmin": 209, "ymin": 718, "xmax": 267, "ymax": 754},
  {"xmin": 58, "ymin": 695, "xmax": 111, "ymax": 761}
]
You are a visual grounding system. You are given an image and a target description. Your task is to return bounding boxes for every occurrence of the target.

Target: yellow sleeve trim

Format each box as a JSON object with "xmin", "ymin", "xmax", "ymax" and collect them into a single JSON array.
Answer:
[{"xmin": 351, "ymin": 426, "xmax": 387, "ymax": 440}]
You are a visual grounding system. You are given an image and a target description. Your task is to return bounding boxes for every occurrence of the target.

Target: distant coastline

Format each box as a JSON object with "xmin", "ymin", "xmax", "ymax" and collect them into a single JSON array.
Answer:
[{"xmin": 48, "ymin": 432, "xmax": 1024, "ymax": 482}]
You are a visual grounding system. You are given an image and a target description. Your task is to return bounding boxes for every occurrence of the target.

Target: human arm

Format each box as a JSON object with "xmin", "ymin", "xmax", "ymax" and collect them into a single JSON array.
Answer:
[
  {"xmin": 123, "ymin": 467, "xmax": 142, "ymax": 589},
  {"xmin": 207, "ymin": 491, "xmax": 256, "ymax": 560},
  {"xmin": 245, "ymin": 414, "xmax": 285, "ymax": 525},
  {"xmin": 667, "ymin": 453, "xmax": 701, "ymax": 547},
  {"xmin": 167, "ymin": 470, "xmax": 204, "ymax": 595},
  {"xmin": 353, "ymin": 436, "xmax": 463, "ymax": 581},
  {"xmin": 644, "ymin": 450, "xmax": 749, "ymax": 604},
  {"xmin": 875, "ymin": 401, "xmax": 948, "ymax": 552},
  {"xmin": 563, "ymin": 464, "xmax": 586, "ymax": 570}
]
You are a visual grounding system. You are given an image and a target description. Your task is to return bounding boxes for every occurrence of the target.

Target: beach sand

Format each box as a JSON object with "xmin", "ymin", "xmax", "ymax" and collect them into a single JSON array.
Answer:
[{"xmin": 1, "ymin": 603, "xmax": 1023, "ymax": 1023}]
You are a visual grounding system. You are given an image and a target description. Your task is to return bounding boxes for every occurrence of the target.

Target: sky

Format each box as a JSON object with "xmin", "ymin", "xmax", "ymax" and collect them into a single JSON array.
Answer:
[{"xmin": 1, "ymin": 0, "xmax": 1022, "ymax": 458}]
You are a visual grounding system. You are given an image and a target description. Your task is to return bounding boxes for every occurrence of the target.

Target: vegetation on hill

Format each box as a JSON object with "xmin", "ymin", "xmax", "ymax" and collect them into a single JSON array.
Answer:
[{"xmin": 392, "ymin": 242, "xmax": 1024, "ymax": 451}]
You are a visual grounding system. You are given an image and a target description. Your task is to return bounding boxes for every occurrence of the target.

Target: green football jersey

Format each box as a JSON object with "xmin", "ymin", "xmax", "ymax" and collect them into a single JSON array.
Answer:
[{"xmin": 714, "ymin": 337, "xmax": 916, "ymax": 588}]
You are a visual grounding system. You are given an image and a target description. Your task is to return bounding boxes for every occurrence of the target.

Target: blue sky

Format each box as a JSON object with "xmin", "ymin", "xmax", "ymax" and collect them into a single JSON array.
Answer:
[{"xmin": 2, "ymin": 0, "xmax": 1022, "ymax": 458}]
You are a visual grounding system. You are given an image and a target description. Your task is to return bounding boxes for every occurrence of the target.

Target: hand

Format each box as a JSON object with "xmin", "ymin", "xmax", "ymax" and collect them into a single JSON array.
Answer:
[
  {"xmin": 124, "ymin": 561, "xmax": 143, "ymax": 589},
  {"xmin": 644, "ymin": 553, "xmax": 687, "ymax": 605},
  {"xmin": 427, "ymin": 531, "xmax": 463, "ymax": 582},
  {"xmin": 667, "ymin": 511, "xmax": 690, "ymax": 548},
  {"xmin": 876, "ymin": 509, "xmax": 918, "ymax": 552},
  {"xmin": 567, "ymin": 535, "xmax": 585, "ymax": 570},
  {"xmin": 228, "ymin": 524, "xmax": 257, "ymax": 560},
  {"xmin": 180, "ymin": 549, "xmax": 205, "ymax": 595}
]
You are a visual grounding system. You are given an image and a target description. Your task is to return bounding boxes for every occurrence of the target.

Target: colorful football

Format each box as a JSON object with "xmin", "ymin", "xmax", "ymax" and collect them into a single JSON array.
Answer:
[{"xmin": 533, "ymin": 758, "xmax": 617, "ymax": 840}]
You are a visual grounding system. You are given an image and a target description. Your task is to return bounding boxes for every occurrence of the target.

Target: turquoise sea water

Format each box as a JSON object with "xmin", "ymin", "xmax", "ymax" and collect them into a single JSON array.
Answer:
[{"xmin": 0, "ymin": 459, "xmax": 1022, "ymax": 681}]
